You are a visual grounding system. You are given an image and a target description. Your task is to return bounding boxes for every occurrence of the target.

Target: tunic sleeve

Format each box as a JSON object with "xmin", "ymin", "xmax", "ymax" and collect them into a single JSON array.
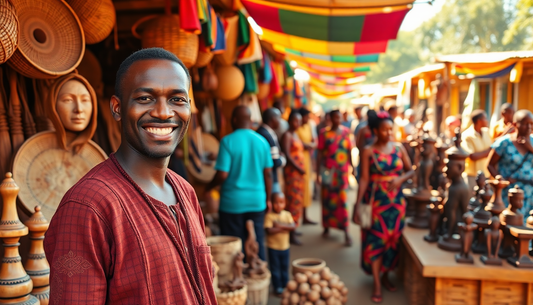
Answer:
[{"xmin": 44, "ymin": 201, "xmax": 112, "ymax": 305}]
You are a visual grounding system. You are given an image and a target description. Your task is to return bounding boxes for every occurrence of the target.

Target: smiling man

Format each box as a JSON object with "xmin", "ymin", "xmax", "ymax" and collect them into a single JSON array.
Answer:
[{"xmin": 44, "ymin": 48, "xmax": 217, "ymax": 304}]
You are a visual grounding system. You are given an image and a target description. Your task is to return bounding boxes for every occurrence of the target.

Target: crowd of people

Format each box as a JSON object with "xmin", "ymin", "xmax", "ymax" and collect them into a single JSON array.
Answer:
[{"xmin": 207, "ymin": 100, "xmax": 533, "ymax": 303}]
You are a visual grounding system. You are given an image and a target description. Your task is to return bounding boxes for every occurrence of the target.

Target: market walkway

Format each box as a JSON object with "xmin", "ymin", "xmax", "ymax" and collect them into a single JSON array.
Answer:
[{"xmin": 266, "ymin": 183, "xmax": 409, "ymax": 305}]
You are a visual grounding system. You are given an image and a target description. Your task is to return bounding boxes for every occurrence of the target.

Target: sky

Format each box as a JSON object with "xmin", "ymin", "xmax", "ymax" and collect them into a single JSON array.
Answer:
[{"xmin": 399, "ymin": 0, "xmax": 446, "ymax": 31}]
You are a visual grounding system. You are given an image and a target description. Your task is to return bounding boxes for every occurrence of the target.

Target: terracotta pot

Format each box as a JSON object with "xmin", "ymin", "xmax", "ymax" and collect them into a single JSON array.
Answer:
[
  {"xmin": 213, "ymin": 65, "xmax": 244, "ymax": 101},
  {"xmin": 292, "ymin": 258, "xmax": 326, "ymax": 275}
]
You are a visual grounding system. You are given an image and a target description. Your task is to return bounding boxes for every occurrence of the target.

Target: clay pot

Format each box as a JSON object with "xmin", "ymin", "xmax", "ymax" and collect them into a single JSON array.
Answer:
[
  {"xmin": 292, "ymin": 258, "xmax": 326, "ymax": 275},
  {"xmin": 213, "ymin": 65, "xmax": 244, "ymax": 101}
]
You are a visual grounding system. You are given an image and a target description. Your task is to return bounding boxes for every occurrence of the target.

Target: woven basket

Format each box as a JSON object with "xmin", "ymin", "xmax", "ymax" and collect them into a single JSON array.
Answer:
[
  {"xmin": 66, "ymin": 0, "xmax": 116, "ymax": 44},
  {"xmin": 132, "ymin": 14, "xmax": 198, "ymax": 68},
  {"xmin": 8, "ymin": 0, "xmax": 84, "ymax": 79},
  {"xmin": 245, "ymin": 271, "xmax": 271, "ymax": 305},
  {"xmin": 195, "ymin": 50, "xmax": 213, "ymax": 68},
  {"xmin": 216, "ymin": 286, "xmax": 247, "ymax": 305},
  {"xmin": 207, "ymin": 236, "xmax": 242, "ymax": 284},
  {"xmin": 0, "ymin": 0, "xmax": 18, "ymax": 64}
]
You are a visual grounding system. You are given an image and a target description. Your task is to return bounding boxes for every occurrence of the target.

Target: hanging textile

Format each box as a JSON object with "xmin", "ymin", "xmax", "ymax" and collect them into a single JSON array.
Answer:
[
  {"xmin": 179, "ymin": 0, "xmax": 201, "ymax": 34},
  {"xmin": 461, "ymin": 79, "xmax": 480, "ymax": 131},
  {"xmin": 239, "ymin": 61, "xmax": 260, "ymax": 94}
]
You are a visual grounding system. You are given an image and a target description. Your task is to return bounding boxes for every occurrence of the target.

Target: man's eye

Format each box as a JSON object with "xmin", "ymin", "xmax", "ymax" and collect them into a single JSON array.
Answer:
[
  {"xmin": 137, "ymin": 96, "xmax": 152, "ymax": 101},
  {"xmin": 171, "ymin": 97, "xmax": 187, "ymax": 103}
]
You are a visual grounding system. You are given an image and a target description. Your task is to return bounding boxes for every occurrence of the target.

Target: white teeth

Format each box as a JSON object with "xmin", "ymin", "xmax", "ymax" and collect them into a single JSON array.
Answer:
[{"xmin": 145, "ymin": 127, "xmax": 173, "ymax": 135}]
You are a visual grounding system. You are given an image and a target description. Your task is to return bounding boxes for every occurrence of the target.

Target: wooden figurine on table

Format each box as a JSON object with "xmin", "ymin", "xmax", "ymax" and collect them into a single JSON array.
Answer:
[
  {"xmin": 455, "ymin": 212, "xmax": 478, "ymax": 264},
  {"xmin": 432, "ymin": 139, "xmax": 449, "ymax": 195},
  {"xmin": 438, "ymin": 129, "xmax": 470, "ymax": 252},
  {"xmin": 472, "ymin": 188, "xmax": 494, "ymax": 254},
  {"xmin": 424, "ymin": 197, "xmax": 444, "ymax": 243},
  {"xmin": 506, "ymin": 226, "xmax": 533, "ymax": 268},
  {"xmin": 481, "ymin": 216, "xmax": 503, "ymax": 265},
  {"xmin": 222, "ymin": 252, "xmax": 247, "ymax": 292},
  {"xmin": 486, "ymin": 176, "xmax": 510, "ymax": 216},
  {"xmin": 499, "ymin": 185, "xmax": 524, "ymax": 258},
  {"xmin": 417, "ymin": 133, "xmax": 436, "ymax": 198},
  {"xmin": 469, "ymin": 171, "xmax": 486, "ymax": 211},
  {"xmin": 244, "ymin": 220, "xmax": 267, "ymax": 277}
]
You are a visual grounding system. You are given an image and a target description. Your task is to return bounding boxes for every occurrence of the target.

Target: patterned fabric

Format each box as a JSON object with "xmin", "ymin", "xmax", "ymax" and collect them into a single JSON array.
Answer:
[
  {"xmin": 361, "ymin": 146, "xmax": 406, "ymax": 275},
  {"xmin": 318, "ymin": 126, "xmax": 352, "ymax": 230},
  {"xmin": 491, "ymin": 135, "xmax": 533, "ymax": 222},
  {"xmin": 296, "ymin": 123, "xmax": 314, "ymax": 208},
  {"xmin": 284, "ymin": 134, "xmax": 305, "ymax": 226},
  {"xmin": 44, "ymin": 154, "xmax": 217, "ymax": 305}
]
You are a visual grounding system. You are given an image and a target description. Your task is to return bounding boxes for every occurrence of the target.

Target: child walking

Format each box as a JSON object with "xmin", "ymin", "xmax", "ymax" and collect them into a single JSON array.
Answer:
[{"xmin": 264, "ymin": 192, "xmax": 295, "ymax": 295}]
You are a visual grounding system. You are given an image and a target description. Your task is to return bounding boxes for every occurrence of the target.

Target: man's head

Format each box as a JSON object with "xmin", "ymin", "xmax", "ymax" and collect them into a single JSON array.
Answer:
[
  {"xmin": 110, "ymin": 48, "xmax": 192, "ymax": 159},
  {"xmin": 262, "ymin": 108, "xmax": 281, "ymax": 130},
  {"xmin": 501, "ymin": 103, "xmax": 515, "ymax": 124},
  {"xmin": 471, "ymin": 109, "xmax": 488, "ymax": 131},
  {"xmin": 272, "ymin": 100, "xmax": 285, "ymax": 115},
  {"xmin": 231, "ymin": 105, "xmax": 252, "ymax": 130},
  {"xmin": 299, "ymin": 107, "xmax": 311, "ymax": 125},
  {"xmin": 513, "ymin": 109, "xmax": 533, "ymax": 137},
  {"xmin": 343, "ymin": 111, "xmax": 349, "ymax": 121},
  {"xmin": 355, "ymin": 106, "xmax": 363, "ymax": 120},
  {"xmin": 330, "ymin": 110, "xmax": 342, "ymax": 128}
]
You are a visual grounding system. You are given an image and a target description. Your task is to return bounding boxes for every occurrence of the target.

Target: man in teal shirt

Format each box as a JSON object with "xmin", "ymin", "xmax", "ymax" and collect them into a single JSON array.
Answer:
[{"xmin": 206, "ymin": 106, "xmax": 273, "ymax": 260}]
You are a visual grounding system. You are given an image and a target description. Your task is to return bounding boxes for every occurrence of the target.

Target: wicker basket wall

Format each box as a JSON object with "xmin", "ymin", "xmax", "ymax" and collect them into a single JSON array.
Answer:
[
  {"xmin": 132, "ymin": 14, "xmax": 198, "ymax": 68},
  {"xmin": 0, "ymin": 0, "xmax": 18, "ymax": 64},
  {"xmin": 66, "ymin": 0, "xmax": 116, "ymax": 44},
  {"xmin": 8, "ymin": 0, "xmax": 84, "ymax": 79}
]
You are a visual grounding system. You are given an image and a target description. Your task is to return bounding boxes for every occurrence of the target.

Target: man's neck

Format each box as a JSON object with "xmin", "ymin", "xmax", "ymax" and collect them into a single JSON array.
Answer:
[
  {"xmin": 114, "ymin": 145, "xmax": 169, "ymax": 188},
  {"xmin": 474, "ymin": 126, "xmax": 482, "ymax": 135}
]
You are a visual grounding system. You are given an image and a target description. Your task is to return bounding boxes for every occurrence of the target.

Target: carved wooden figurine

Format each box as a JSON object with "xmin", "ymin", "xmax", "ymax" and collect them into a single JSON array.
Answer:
[
  {"xmin": 469, "ymin": 171, "xmax": 486, "ymax": 211},
  {"xmin": 424, "ymin": 197, "xmax": 444, "ymax": 243},
  {"xmin": 481, "ymin": 216, "xmax": 503, "ymax": 266},
  {"xmin": 499, "ymin": 185, "xmax": 524, "ymax": 258},
  {"xmin": 0, "ymin": 173, "xmax": 39, "ymax": 304},
  {"xmin": 417, "ymin": 134, "xmax": 436, "ymax": 198},
  {"xmin": 472, "ymin": 188, "xmax": 494, "ymax": 254},
  {"xmin": 222, "ymin": 252, "xmax": 247, "ymax": 292},
  {"xmin": 506, "ymin": 226, "xmax": 533, "ymax": 268},
  {"xmin": 455, "ymin": 212, "xmax": 478, "ymax": 264},
  {"xmin": 486, "ymin": 175, "xmax": 510, "ymax": 216},
  {"xmin": 438, "ymin": 130, "xmax": 470, "ymax": 252},
  {"xmin": 431, "ymin": 139, "xmax": 449, "ymax": 195},
  {"xmin": 244, "ymin": 220, "xmax": 268, "ymax": 278},
  {"xmin": 24, "ymin": 206, "xmax": 50, "ymax": 304}
]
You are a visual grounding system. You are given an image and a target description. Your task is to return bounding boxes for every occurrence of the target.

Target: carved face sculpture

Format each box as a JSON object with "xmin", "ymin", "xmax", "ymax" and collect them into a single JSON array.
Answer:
[
  {"xmin": 510, "ymin": 193, "xmax": 524, "ymax": 210},
  {"xmin": 444, "ymin": 159, "xmax": 464, "ymax": 179},
  {"xmin": 56, "ymin": 80, "xmax": 93, "ymax": 133}
]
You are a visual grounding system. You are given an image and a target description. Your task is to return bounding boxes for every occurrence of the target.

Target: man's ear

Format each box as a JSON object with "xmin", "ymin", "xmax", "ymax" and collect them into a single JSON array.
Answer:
[{"xmin": 110, "ymin": 96, "xmax": 122, "ymax": 122}]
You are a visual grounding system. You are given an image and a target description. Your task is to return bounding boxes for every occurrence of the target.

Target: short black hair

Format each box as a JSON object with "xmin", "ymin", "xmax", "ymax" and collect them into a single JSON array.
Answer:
[
  {"xmin": 288, "ymin": 109, "xmax": 301, "ymax": 122},
  {"xmin": 330, "ymin": 109, "xmax": 341, "ymax": 116},
  {"xmin": 471, "ymin": 109, "xmax": 486, "ymax": 124},
  {"xmin": 501, "ymin": 103, "xmax": 515, "ymax": 113},
  {"xmin": 298, "ymin": 107, "xmax": 311, "ymax": 116},
  {"xmin": 114, "ymin": 48, "xmax": 191, "ymax": 100},
  {"xmin": 262, "ymin": 108, "xmax": 280, "ymax": 124}
]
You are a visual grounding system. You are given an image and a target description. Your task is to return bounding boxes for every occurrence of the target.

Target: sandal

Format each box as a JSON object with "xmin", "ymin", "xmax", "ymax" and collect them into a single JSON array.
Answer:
[
  {"xmin": 371, "ymin": 294, "xmax": 383, "ymax": 303},
  {"xmin": 381, "ymin": 276, "xmax": 397, "ymax": 292}
]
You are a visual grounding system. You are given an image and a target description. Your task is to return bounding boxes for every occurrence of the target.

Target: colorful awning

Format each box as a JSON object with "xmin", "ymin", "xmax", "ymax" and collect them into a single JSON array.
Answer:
[
  {"xmin": 266, "ymin": 0, "xmax": 414, "ymax": 8},
  {"xmin": 288, "ymin": 55, "xmax": 376, "ymax": 69},
  {"xmin": 277, "ymin": 46, "xmax": 379, "ymax": 63},
  {"xmin": 242, "ymin": 0, "xmax": 408, "ymax": 42}
]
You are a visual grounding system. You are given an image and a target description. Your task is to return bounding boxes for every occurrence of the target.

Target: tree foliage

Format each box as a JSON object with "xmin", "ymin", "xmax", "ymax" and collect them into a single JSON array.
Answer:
[{"xmin": 365, "ymin": 0, "xmax": 532, "ymax": 84}]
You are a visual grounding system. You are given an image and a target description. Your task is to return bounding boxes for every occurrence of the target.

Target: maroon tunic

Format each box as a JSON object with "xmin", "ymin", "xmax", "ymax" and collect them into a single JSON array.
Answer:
[{"xmin": 44, "ymin": 154, "xmax": 217, "ymax": 304}]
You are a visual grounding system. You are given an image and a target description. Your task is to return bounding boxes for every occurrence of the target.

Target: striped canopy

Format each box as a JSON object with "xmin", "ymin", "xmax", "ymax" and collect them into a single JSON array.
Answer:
[
  {"xmin": 266, "ymin": 0, "xmax": 414, "ymax": 8},
  {"xmin": 277, "ymin": 46, "xmax": 380, "ymax": 63},
  {"xmin": 286, "ymin": 53, "xmax": 377, "ymax": 69}
]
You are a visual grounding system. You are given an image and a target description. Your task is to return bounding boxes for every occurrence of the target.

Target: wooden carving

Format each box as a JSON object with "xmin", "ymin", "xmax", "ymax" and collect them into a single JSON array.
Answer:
[
  {"xmin": 244, "ymin": 220, "xmax": 267, "ymax": 278},
  {"xmin": 481, "ymin": 216, "xmax": 503, "ymax": 266},
  {"xmin": 0, "ymin": 173, "xmax": 39, "ymax": 304},
  {"xmin": 455, "ymin": 212, "xmax": 477, "ymax": 264},
  {"xmin": 24, "ymin": 206, "xmax": 50, "ymax": 304}
]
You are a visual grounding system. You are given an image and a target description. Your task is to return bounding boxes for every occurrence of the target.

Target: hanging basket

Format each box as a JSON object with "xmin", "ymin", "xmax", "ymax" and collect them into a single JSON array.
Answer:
[
  {"xmin": 195, "ymin": 50, "xmax": 214, "ymax": 68},
  {"xmin": 66, "ymin": 0, "xmax": 116, "ymax": 44},
  {"xmin": 8, "ymin": 0, "xmax": 84, "ymax": 79},
  {"xmin": 132, "ymin": 14, "xmax": 198, "ymax": 68},
  {"xmin": 0, "ymin": 0, "xmax": 19, "ymax": 64}
]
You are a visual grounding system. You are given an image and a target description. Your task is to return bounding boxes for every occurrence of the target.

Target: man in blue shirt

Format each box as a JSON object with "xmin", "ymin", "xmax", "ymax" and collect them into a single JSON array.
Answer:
[{"xmin": 206, "ymin": 106, "xmax": 273, "ymax": 260}]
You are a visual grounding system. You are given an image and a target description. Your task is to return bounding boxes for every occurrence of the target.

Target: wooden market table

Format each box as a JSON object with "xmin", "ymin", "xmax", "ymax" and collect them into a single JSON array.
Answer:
[{"xmin": 401, "ymin": 226, "xmax": 533, "ymax": 305}]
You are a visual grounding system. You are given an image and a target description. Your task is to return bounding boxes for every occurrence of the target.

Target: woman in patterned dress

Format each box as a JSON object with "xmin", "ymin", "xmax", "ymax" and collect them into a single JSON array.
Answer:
[
  {"xmin": 281, "ymin": 111, "xmax": 306, "ymax": 245},
  {"xmin": 354, "ymin": 110, "xmax": 414, "ymax": 303},
  {"xmin": 488, "ymin": 109, "xmax": 533, "ymax": 223},
  {"xmin": 317, "ymin": 110, "xmax": 354, "ymax": 246}
]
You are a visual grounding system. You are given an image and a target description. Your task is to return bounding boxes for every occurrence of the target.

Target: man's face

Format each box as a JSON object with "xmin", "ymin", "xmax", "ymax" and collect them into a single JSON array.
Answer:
[
  {"xmin": 503, "ymin": 108, "xmax": 515, "ymax": 123},
  {"xmin": 271, "ymin": 114, "xmax": 281, "ymax": 130},
  {"xmin": 476, "ymin": 114, "xmax": 489, "ymax": 129},
  {"xmin": 112, "ymin": 59, "xmax": 191, "ymax": 159}
]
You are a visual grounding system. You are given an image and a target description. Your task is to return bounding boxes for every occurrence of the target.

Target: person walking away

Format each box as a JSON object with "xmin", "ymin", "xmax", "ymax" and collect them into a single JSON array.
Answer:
[
  {"xmin": 341, "ymin": 111, "xmax": 353, "ymax": 129},
  {"xmin": 317, "ymin": 110, "xmax": 354, "ymax": 246},
  {"xmin": 353, "ymin": 110, "xmax": 414, "ymax": 303},
  {"xmin": 296, "ymin": 107, "xmax": 318, "ymax": 225},
  {"xmin": 264, "ymin": 192, "xmax": 295, "ymax": 296},
  {"xmin": 488, "ymin": 110, "xmax": 533, "ymax": 222},
  {"xmin": 206, "ymin": 105, "xmax": 273, "ymax": 260},
  {"xmin": 355, "ymin": 107, "xmax": 375, "ymax": 181},
  {"xmin": 257, "ymin": 108, "xmax": 286, "ymax": 194},
  {"xmin": 44, "ymin": 48, "xmax": 217, "ymax": 304},
  {"xmin": 461, "ymin": 110, "xmax": 492, "ymax": 193},
  {"xmin": 490, "ymin": 103, "xmax": 515, "ymax": 140},
  {"xmin": 281, "ymin": 111, "xmax": 306, "ymax": 245}
]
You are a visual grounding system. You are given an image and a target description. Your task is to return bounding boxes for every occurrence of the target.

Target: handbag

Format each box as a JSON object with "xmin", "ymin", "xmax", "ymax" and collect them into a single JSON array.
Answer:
[
  {"xmin": 357, "ymin": 152, "xmax": 381, "ymax": 229},
  {"xmin": 321, "ymin": 167, "xmax": 333, "ymax": 186}
]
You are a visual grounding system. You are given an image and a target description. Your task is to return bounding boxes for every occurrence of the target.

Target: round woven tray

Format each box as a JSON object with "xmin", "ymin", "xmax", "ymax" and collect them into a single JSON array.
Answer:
[
  {"xmin": 186, "ymin": 132, "xmax": 219, "ymax": 183},
  {"xmin": 8, "ymin": 0, "xmax": 84, "ymax": 79},
  {"xmin": 12, "ymin": 131, "xmax": 107, "ymax": 220},
  {"xmin": 0, "ymin": 0, "xmax": 19, "ymax": 64},
  {"xmin": 66, "ymin": 0, "xmax": 115, "ymax": 44}
]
